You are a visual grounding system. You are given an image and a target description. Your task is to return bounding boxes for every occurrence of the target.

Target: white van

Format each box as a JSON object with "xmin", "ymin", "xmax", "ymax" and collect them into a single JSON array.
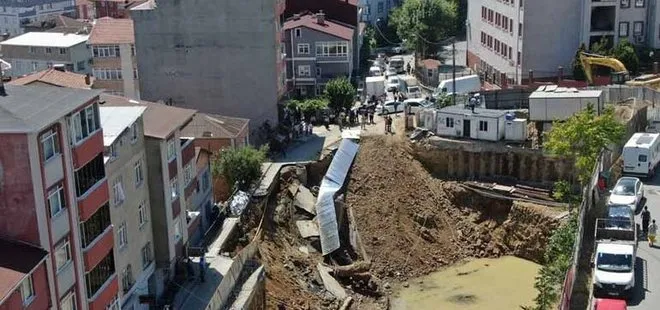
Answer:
[
  {"xmin": 622, "ymin": 132, "xmax": 660, "ymax": 177},
  {"xmin": 433, "ymin": 74, "xmax": 481, "ymax": 97},
  {"xmin": 369, "ymin": 66, "xmax": 383, "ymax": 76},
  {"xmin": 389, "ymin": 57, "xmax": 405, "ymax": 73}
]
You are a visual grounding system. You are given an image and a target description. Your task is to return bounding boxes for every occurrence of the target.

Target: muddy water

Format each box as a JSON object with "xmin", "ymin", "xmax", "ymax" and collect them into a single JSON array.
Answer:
[{"xmin": 392, "ymin": 256, "xmax": 540, "ymax": 310}]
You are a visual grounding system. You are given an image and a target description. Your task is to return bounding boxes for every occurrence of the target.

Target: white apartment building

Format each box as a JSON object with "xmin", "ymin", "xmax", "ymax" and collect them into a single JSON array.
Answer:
[
  {"xmin": 0, "ymin": 0, "xmax": 76, "ymax": 36},
  {"xmin": 582, "ymin": 0, "xmax": 660, "ymax": 49}
]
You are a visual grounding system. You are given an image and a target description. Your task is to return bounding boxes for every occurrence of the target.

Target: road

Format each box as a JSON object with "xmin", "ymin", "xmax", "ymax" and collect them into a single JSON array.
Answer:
[{"xmin": 628, "ymin": 175, "xmax": 660, "ymax": 309}]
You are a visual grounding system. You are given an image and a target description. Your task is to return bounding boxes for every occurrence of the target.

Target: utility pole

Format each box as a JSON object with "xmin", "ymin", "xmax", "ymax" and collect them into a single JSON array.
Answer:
[{"xmin": 452, "ymin": 39, "xmax": 456, "ymax": 106}]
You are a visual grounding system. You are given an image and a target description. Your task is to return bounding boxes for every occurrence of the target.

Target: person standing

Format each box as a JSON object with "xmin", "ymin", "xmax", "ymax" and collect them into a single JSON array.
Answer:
[
  {"xmin": 360, "ymin": 113, "xmax": 366, "ymax": 130},
  {"xmin": 649, "ymin": 219, "xmax": 658, "ymax": 247},
  {"xmin": 642, "ymin": 206, "xmax": 651, "ymax": 236},
  {"xmin": 368, "ymin": 109, "xmax": 374, "ymax": 125}
]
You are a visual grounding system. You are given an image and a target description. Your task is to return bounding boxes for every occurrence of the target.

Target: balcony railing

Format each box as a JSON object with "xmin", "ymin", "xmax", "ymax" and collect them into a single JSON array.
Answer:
[
  {"xmin": 75, "ymin": 154, "xmax": 106, "ymax": 197},
  {"xmin": 85, "ymin": 252, "xmax": 116, "ymax": 299},
  {"xmin": 80, "ymin": 203, "xmax": 111, "ymax": 248}
]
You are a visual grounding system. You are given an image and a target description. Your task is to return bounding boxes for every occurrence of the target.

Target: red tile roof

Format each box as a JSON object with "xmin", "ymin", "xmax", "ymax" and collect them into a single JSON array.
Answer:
[
  {"xmin": 284, "ymin": 14, "xmax": 354, "ymax": 41},
  {"xmin": 0, "ymin": 239, "xmax": 47, "ymax": 301},
  {"xmin": 420, "ymin": 59, "xmax": 442, "ymax": 69},
  {"xmin": 89, "ymin": 17, "xmax": 134, "ymax": 45},
  {"xmin": 180, "ymin": 113, "xmax": 250, "ymax": 140},
  {"xmin": 9, "ymin": 68, "xmax": 93, "ymax": 89}
]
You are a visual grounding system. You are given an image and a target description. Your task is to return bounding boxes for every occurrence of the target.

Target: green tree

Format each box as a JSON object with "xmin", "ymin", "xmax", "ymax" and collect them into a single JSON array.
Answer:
[
  {"xmin": 360, "ymin": 26, "xmax": 376, "ymax": 73},
  {"xmin": 389, "ymin": 0, "xmax": 458, "ymax": 57},
  {"xmin": 589, "ymin": 36, "xmax": 610, "ymax": 56},
  {"xmin": 571, "ymin": 43, "xmax": 587, "ymax": 81},
  {"xmin": 287, "ymin": 98, "xmax": 328, "ymax": 120},
  {"xmin": 543, "ymin": 104, "xmax": 624, "ymax": 184},
  {"xmin": 611, "ymin": 39, "xmax": 640, "ymax": 74},
  {"xmin": 324, "ymin": 77, "xmax": 356, "ymax": 112},
  {"xmin": 212, "ymin": 145, "xmax": 268, "ymax": 191}
]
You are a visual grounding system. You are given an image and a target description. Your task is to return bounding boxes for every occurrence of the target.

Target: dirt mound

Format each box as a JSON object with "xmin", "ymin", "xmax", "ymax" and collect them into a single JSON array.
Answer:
[{"xmin": 346, "ymin": 135, "xmax": 560, "ymax": 282}]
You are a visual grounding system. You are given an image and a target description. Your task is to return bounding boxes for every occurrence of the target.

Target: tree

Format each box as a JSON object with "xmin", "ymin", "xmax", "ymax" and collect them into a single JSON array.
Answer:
[
  {"xmin": 571, "ymin": 43, "xmax": 587, "ymax": 81},
  {"xmin": 360, "ymin": 26, "xmax": 376, "ymax": 73},
  {"xmin": 589, "ymin": 36, "xmax": 610, "ymax": 56},
  {"xmin": 389, "ymin": 0, "xmax": 458, "ymax": 57},
  {"xmin": 611, "ymin": 39, "xmax": 640, "ymax": 74},
  {"xmin": 212, "ymin": 145, "xmax": 268, "ymax": 191},
  {"xmin": 286, "ymin": 98, "xmax": 328, "ymax": 120},
  {"xmin": 543, "ymin": 104, "xmax": 624, "ymax": 184},
  {"xmin": 324, "ymin": 77, "xmax": 356, "ymax": 112}
]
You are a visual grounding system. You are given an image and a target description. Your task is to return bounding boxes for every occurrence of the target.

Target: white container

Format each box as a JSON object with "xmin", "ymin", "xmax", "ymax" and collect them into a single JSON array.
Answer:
[{"xmin": 504, "ymin": 118, "xmax": 528, "ymax": 141}]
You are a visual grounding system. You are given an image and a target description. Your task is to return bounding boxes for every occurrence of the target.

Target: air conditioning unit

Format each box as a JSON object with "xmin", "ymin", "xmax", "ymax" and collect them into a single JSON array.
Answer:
[{"xmin": 636, "ymin": 35, "xmax": 645, "ymax": 43}]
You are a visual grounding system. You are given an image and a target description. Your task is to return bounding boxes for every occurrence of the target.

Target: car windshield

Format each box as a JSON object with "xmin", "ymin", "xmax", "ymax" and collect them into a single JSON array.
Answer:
[
  {"xmin": 597, "ymin": 253, "xmax": 633, "ymax": 272},
  {"xmin": 389, "ymin": 79, "xmax": 399, "ymax": 84},
  {"xmin": 409, "ymin": 87, "xmax": 420, "ymax": 92},
  {"xmin": 612, "ymin": 180, "xmax": 635, "ymax": 196},
  {"xmin": 607, "ymin": 206, "xmax": 633, "ymax": 229}
]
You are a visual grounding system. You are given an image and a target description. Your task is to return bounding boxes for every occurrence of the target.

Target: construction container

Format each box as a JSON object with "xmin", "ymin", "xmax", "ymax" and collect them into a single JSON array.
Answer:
[{"xmin": 504, "ymin": 118, "xmax": 528, "ymax": 141}]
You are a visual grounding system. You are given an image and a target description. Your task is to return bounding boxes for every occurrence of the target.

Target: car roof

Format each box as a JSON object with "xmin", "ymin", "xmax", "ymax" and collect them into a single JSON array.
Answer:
[
  {"xmin": 597, "ymin": 243, "xmax": 635, "ymax": 255},
  {"xmin": 594, "ymin": 298, "xmax": 627, "ymax": 310},
  {"xmin": 404, "ymin": 98, "xmax": 426, "ymax": 103}
]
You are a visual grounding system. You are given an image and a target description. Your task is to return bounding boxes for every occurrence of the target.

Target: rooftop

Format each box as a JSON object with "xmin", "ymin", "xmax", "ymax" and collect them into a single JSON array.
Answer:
[
  {"xmin": 420, "ymin": 59, "xmax": 442, "ymax": 69},
  {"xmin": 284, "ymin": 13, "xmax": 354, "ymax": 41},
  {"xmin": 0, "ymin": 239, "xmax": 47, "ymax": 302},
  {"xmin": 439, "ymin": 104, "xmax": 509, "ymax": 118},
  {"xmin": 1, "ymin": 32, "xmax": 89, "ymax": 48},
  {"xmin": 89, "ymin": 17, "xmax": 134, "ymax": 45},
  {"xmin": 9, "ymin": 68, "xmax": 93, "ymax": 89},
  {"xmin": 101, "ymin": 94, "xmax": 196, "ymax": 139},
  {"xmin": 180, "ymin": 113, "xmax": 249, "ymax": 140},
  {"xmin": 99, "ymin": 106, "xmax": 147, "ymax": 146},
  {"xmin": 529, "ymin": 85, "xmax": 603, "ymax": 99},
  {"xmin": 25, "ymin": 15, "xmax": 91, "ymax": 33},
  {"xmin": 0, "ymin": 85, "xmax": 102, "ymax": 133}
]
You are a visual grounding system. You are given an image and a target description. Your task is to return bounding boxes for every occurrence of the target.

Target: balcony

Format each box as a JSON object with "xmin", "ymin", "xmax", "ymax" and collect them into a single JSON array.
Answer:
[
  {"xmin": 77, "ymin": 178, "xmax": 109, "ymax": 221},
  {"xmin": 172, "ymin": 198, "xmax": 181, "ymax": 219},
  {"xmin": 72, "ymin": 130, "xmax": 104, "ymax": 170},
  {"xmin": 80, "ymin": 203, "xmax": 113, "ymax": 271},
  {"xmin": 43, "ymin": 154, "xmax": 64, "ymax": 189},
  {"xmin": 86, "ymin": 256, "xmax": 118, "ymax": 310}
]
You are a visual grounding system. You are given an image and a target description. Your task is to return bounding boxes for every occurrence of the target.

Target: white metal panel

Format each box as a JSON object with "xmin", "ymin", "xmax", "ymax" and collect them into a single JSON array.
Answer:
[{"xmin": 528, "ymin": 98, "xmax": 546, "ymax": 121}]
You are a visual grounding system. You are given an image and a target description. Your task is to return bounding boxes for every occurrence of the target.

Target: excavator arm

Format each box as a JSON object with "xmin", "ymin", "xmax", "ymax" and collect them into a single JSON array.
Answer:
[{"xmin": 579, "ymin": 52, "xmax": 629, "ymax": 85}]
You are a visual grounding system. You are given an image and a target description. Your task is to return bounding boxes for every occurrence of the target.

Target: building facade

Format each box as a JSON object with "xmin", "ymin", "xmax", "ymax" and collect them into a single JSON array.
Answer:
[
  {"xmin": 359, "ymin": 0, "xmax": 399, "ymax": 24},
  {"xmin": 0, "ymin": 32, "xmax": 91, "ymax": 77},
  {"xmin": 99, "ymin": 106, "xmax": 155, "ymax": 310},
  {"xmin": 102, "ymin": 94, "xmax": 197, "ymax": 299},
  {"xmin": 0, "ymin": 85, "xmax": 119, "ymax": 310},
  {"xmin": 89, "ymin": 17, "xmax": 139, "ymax": 99},
  {"xmin": 94, "ymin": 0, "xmax": 145, "ymax": 19},
  {"xmin": 582, "ymin": 0, "xmax": 660, "ymax": 49},
  {"xmin": 0, "ymin": 0, "xmax": 76, "ymax": 36},
  {"xmin": 0, "ymin": 239, "xmax": 49, "ymax": 310},
  {"xmin": 283, "ymin": 12, "xmax": 354, "ymax": 96},
  {"xmin": 130, "ymin": 0, "xmax": 285, "ymax": 139}
]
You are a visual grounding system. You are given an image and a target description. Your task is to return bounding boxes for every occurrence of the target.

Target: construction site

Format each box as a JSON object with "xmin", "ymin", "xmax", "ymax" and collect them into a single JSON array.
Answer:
[{"xmin": 184, "ymin": 120, "xmax": 574, "ymax": 310}]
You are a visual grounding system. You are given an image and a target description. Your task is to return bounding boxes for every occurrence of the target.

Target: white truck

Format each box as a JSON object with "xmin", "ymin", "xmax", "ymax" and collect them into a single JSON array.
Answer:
[
  {"xmin": 433, "ymin": 74, "xmax": 481, "ymax": 98},
  {"xmin": 622, "ymin": 132, "xmax": 660, "ymax": 178},
  {"xmin": 592, "ymin": 218, "xmax": 637, "ymax": 299},
  {"xmin": 365, "ymin": 76, "xmax": 386, "ymax": 98}
]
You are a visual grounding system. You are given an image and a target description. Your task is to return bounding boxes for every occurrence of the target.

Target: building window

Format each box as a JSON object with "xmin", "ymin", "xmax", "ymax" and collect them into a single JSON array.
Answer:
[
  {"xmin": 141, "ymin": 242, "xmax": 153, "ymax": 269},
  {"xmin": 68, "ymin": 104, "xmax": 100, "ymax": 145},
  {"xmin": 121, "ymin": 265, "xmax": 133, "ymax": 293},
  {"xmin": 173, "ymin": 218, "xmax": 182, "ymax": 241},
  {"xmin": 134, "ymin": 160, "xmax": 143, "ymax": 186},
  {"xmin": 45, "ymin": 47, "xmax": 52, "ymax": 54},
  {"xmin": 80, "ymin": 203, "xmax": 111, "ymax": 248},
  {"xmin": 201, "ymin": 171, "xmax": 210, "ymax": 192},
  {"xmin": 59, "ymin": 48, "xmax": 66, "ymax": 54},
  {"xmin": 170, "ymin": 177, "xmax": 179, "ymax": 200},
  {"xmin": 32, "ymin": 61, "xmax": 38, "ymax": 71},
  {"xmin": 117, "ymin": 222, "xmax": 128, "ymax": 249},
  {"xmin": 74, "ymin": 155, "xmax": 105, "ymax": 197},
  {"xmin": 133, "ymin": 68, "xmax": 139, "ymax": 79},
  {"xmin": 92, "ymin": 68, "xmax": 122, "ymax": 80},
  {"xmin": 517, "ymin": 51, "xmax": 521, "ymax": 65},
  {"xmin": 518, "ymin": 23, "xmax": 523, "ymax": 37},
  {"xmin": 619, "ymin": 22, "xmax": 629, "ymax": 37},
  {"xmin": 510, "ymin": 20, "xmax": 513, "ymax": 33},
  {"xmin": 20, "ymin": 275, "xmax": 34, "ymax": 304},
  {"xmin": 509, "ymin": 47, "xmax": 513, "ymax": 60},
  {"xmin": 183, "ymin": 163, "xmax": 194, "ymax": 186},
  {"xmin": 60, "ymin": 292, "xmax": 76, "ymax": 310},
  {"xmin": 479, "ymin": 120, "xmax": 488, "ymax": 131},
  {"xmin": 621, "ymin": 0, "xmax": 630, "ymax": 8},
  {"xmin": 138, "ymin": 202, "xmax": 147, "ymax": 227},
  {"xmin": 131, "ymin": 44, "xmax": 136, "ymax": 56},
  {"xmin": 446, "ymin": 117, "xmax": 454, "ymax": 128},
  {"xmin": 635, "ymin": 0, "xmax": 644, "ymax": 7},
  {"xmin": 377, "ymin": 1, "xmax": 384, "ymax": 13},
  {"xmin": 167, "ymin": 139, "xmax": 176, "ymax": 161},
  {"xmin": 634, "ymin": 21, "xmax": 644, "ymax": 35},
  {"xmin": 85, "ymin": 252, "xmax": 115, "ymax": 298},
  {"xmin": 47, "ymin": 184, "xmax": 66, "ymax": 217},
  {"xmin": 316, "ymin": 67, "xmax": 322, "ymax": 77},
  {"xmin": 298, "ymin": 65, "xmax": 311, "ymax": 77},
  {"xmin": 41, "ymin": 129, "xmax": 60, "ymax": 161},
  {"xmin": 297, "ymin": 43, "xmax": 310, "ymax": 54},
  {"xmin": 92, "ymin": 45, "xmax": 120, "ymax": 58},
  {"xmin": 294, "ymin": 28, "xmax": 301, "ymax": 37},
  {"xmin": 112, "ymin": 176, "xmax": 125, "ymax": 205},
  {"xmin": 28, "ymin": 46, "xmax": 37, "ymax": 53},
  {"xmin": 129, "ymin": 123, "xmax": 138, "ymax": 143},
  {"xmin": 55, "ymin": 240, "xmax": 72, "ymax": 271},
  {"xmin": 315, "ymin": 41, "xmax": 349, "ymax": 57}
]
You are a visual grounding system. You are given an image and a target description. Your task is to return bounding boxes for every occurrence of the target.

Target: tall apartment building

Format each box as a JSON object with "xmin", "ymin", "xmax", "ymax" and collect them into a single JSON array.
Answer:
[
  {"xmin": 0, "ymin": 85, "xmax": 120, "ymax": 310},
  {"xmin": 0, "ymin": 0, "xmax": 76, "ymax": 36},
  {"xmin": 0, "ymin": 32, "xmax": 91, "ymax": 78},
  {"xmin": 99, "ymin": 106, "xmax": 155, "ymax": 309},
  {"xmin": 89, "ymin": 17, "xmax": 140, "ymax": 99},
  {"xmin": 582, "ymin": 0, "xmax": 660, "ymax": 49},
  {"xmin": 0, "ymin": 239, "xmax": 49, "ymax": 310},
  {"xmin": 130, "ymin": 0, "xmax": 286, "ymax": 140},
  {"xmin": 467, "ymin": 0, "xmax": 581, "ymax": 85},
  {"xmin": 102, "ymin": 94, "xmax": 197, "ymax": 298}
]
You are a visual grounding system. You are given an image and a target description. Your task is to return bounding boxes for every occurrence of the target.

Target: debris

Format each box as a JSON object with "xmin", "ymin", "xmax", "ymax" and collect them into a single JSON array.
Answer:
[
  {"xmin": 339, "ymin": 296, "xmax": 354, "ymax": 310},
  {"xmin": 331, "ymin": 261, "xmax": 371, "ymax": 278},
  {"xmin": 296, "ymin": 220, "xmax": 320, "ymax": 238},
  {"xmin": 317, "ymin": 263, "xmax": 348, "ymax": 300},
  {"xmin": 294, "ymin": 185, "xmax": 317, "ymax": 216}
]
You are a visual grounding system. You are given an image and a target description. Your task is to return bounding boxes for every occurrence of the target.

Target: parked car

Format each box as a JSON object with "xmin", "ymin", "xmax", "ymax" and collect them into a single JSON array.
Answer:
[
  {"xmin": 387, "ymin": 76, "xmax": 402, "ymax": 92},
  {"xmin": 606, "ymin": 205, "xmax": 635, "ymax": 230},
  {"xmin": 607, "ymin": 177, "xmax": 644, "ymax": 212},
  {"xmin": 407, "ymin": 86, "xmax": 422, "ymax": 98},
  {"xmin": 403, "ymin": 98, "xmax": 432, "ymax": 114},
  {"xmin": 593, "ymin": 298, "xmax": 627, "ymax": 310},
  {"xmin": 376, "ymin": 100, "xmax": 404, "ymax": 115},
  {"xmin": 385, "ymin": 67, "xmax": 397, "ymax": 77}
]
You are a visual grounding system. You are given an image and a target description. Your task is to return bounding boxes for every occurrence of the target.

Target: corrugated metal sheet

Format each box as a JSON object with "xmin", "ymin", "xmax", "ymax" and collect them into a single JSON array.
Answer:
[{"xmin": 316, "ymin": 139, "xmax": 360, "ymax": 255}]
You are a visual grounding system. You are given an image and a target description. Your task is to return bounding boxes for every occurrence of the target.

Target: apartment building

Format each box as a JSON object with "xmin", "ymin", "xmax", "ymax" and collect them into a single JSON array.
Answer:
[
  {"xmin": 359, "ymin": 0, "xmax": 399, "ymax": 24},
  {"xmin": 0, "ymin": 85, "xmax": 120, "ymax": 310},
  {"xmin": 283, "ymin": 12, "xmax": 355, "ymax": 96},
  {"xmin": 0, "ymin": 239, "xmax": 49, "ymax": 310},
  {"xmin": 99, "ymin": 106, "xmax": 155, "ymax": 309},
  {"xmin": 102, "ymin": 94, "xmax": 197, "ymax": 298},
  {"xmin": 22, "ymin": 14, "xmax": 91, "ymax": 33},
  {"xmin": 89, "ymin": 17, "xmax": 138, "ymax": 99},
  {"xmin": 467, "ymin": 0, "xmax": 581, "ymax": 85},
  {"xmin": 0, "ymin": 32, "xmax": 91, "ymax": 77},
  {"xmin": 0, "ymin": 0, "xmax": 76, "ymax": 36},
  {"xmin": 130, "ymin": 0, "xmax": 286, "ymax": 141},
  {"xmin": 582, "ymin": 0, "xmax": 660, "ymax": 49},
  {"xmin": 94, "ymin": 0, "xmax": 146, "ymax": 19}
]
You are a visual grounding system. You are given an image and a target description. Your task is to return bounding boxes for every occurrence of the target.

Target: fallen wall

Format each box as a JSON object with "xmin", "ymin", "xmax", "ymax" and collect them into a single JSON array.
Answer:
[{"xmin": 414, "ymin": 138, "xmax": 575, "ymax": 186}]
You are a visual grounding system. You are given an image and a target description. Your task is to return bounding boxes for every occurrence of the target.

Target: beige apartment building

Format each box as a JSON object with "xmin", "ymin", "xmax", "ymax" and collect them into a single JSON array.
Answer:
[
  {"xmin": 89, "ymin": 17, "xmax": 139, "ymax": 99},
  {"xmin": 99, "ymin": 106, "xmax": 155, "ymax": 310}
]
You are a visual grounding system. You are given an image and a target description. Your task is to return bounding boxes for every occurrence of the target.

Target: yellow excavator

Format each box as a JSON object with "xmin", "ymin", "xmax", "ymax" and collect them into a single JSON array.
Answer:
[{"xmin": 579, "ymin": 52, "xmax": 630, "ymax": 85}]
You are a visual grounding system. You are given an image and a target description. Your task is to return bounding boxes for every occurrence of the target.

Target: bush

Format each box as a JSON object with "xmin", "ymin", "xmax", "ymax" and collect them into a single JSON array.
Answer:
[{"xmin": 211, "ymin": 145, "xmax": 268, "ymax": 191}]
